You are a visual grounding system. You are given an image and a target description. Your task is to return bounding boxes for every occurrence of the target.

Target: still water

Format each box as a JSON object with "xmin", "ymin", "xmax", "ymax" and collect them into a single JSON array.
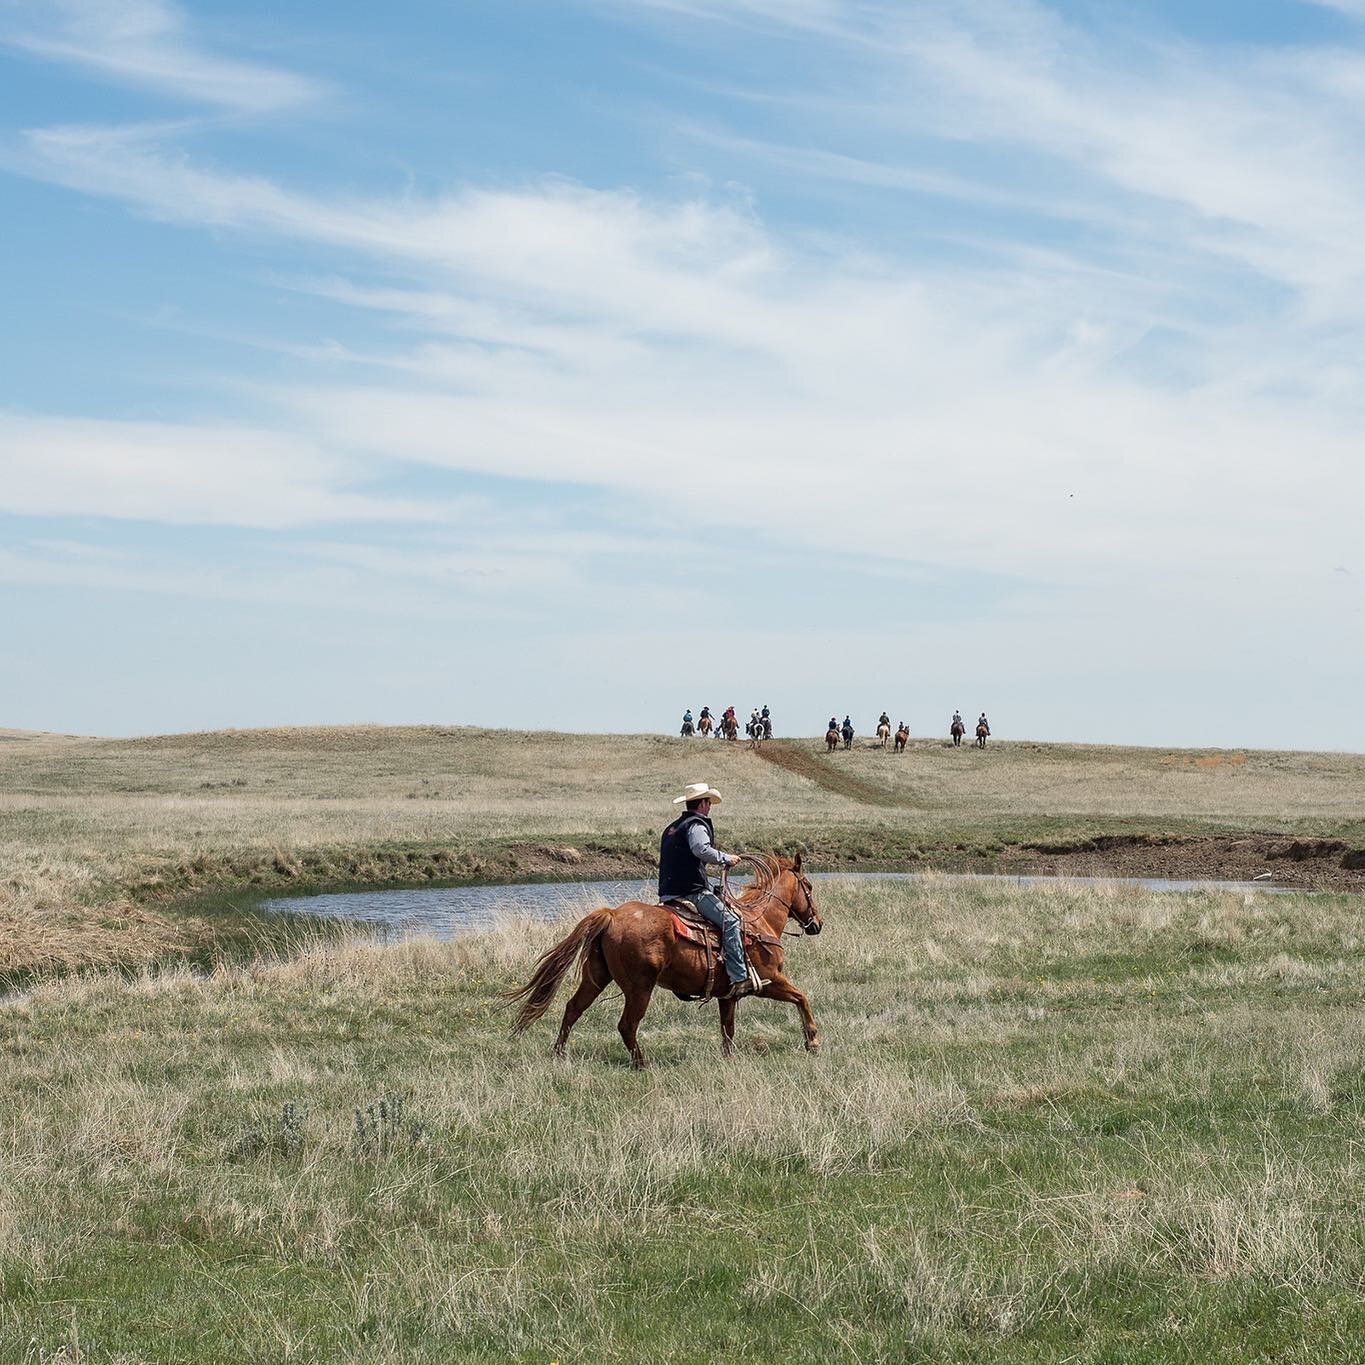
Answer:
[{"xmin": 260, "ymin": 872, "xmax": 1294, "ymax": 942}]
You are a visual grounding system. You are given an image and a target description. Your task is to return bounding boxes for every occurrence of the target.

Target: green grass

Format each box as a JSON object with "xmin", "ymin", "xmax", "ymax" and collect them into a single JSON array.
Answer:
[{"xmin": 7, "ymin": 876, "xmax": 1365, "ymax": 1362}]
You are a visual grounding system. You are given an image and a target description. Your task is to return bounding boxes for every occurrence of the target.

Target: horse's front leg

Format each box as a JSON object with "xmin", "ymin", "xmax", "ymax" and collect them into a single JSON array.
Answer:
[
  {"xmin": 717, "ymin": 997, "xmax": 737, "ymax": 1058},
  {"xmin": 759, "ymin": 972, "xmax": 820, "ymax": 1054}
]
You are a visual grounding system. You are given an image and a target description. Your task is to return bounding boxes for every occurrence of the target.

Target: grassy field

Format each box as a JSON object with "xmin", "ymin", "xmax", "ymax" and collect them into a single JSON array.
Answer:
[
  {"xmin": 7, "ymin": 876, "xmax": 1365, "ymax": 1362},
  {"xmin": 2, "ymin": 725, "xmax": 1363, "ymax": 982}
]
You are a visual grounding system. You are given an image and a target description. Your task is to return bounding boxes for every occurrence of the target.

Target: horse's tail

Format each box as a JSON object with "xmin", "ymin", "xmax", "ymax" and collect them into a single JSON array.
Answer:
[{"xmin": 507, "ymin": 906, "xmax": 615, "ymax": 1036}]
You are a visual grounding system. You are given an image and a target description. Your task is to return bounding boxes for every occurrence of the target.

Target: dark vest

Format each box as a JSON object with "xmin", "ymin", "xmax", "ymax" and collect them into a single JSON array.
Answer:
[{"xmin": 658, "ymin": 812, "xmax": 713, "ymax": 900}]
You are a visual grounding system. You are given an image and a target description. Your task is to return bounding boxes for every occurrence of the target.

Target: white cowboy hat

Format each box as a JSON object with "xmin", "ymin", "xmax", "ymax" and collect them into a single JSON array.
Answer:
[{"xmin": 672, "ymin": 782, "xmax": 723, "ymax": 805}]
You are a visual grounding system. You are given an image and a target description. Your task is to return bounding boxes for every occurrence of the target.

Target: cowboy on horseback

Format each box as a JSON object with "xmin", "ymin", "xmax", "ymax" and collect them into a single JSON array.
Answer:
[{"xmin": 658, "ymin": 783, "xmax": 762, "ymax": 999}]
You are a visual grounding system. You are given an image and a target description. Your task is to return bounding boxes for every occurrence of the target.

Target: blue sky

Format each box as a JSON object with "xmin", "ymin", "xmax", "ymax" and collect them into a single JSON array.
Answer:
[{"xmin": 2, "ymin": 0, "xmax": 1362, "ymax": 747}]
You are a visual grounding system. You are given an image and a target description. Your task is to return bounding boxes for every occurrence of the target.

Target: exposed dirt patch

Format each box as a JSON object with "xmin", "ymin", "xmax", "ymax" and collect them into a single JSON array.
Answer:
[
  {"xmin": 752, "ymin": 740, "xmax": 915, "ymax": 808},
  {"xmin": 1001, "ymin": 833, "xmax": 1365, "ymax": 892}
]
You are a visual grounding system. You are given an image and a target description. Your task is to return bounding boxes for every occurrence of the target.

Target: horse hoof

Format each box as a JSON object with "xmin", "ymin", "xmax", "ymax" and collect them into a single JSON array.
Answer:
[{"xmin": 806, "ymin": 1041, "xmax": 821, "ymax": 1055}]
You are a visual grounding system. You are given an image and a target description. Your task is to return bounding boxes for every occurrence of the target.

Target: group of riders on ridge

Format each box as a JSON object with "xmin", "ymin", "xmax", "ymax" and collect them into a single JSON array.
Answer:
[
  {"xmin": 680, "ymin": 705, "xmax": 771, "ymax": 740},
  {"xmin": 680, "ymin": 705, "xmax": 993, "ymax": 748}
]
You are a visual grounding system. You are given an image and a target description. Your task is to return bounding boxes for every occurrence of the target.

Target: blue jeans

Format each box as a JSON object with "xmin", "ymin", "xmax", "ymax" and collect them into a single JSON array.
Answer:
[{"xmin": 694, "ymin": 889, "xmax": 747, "ymax": 984}]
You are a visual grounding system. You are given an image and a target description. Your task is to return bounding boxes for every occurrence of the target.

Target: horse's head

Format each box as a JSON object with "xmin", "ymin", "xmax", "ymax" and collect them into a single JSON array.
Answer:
[{"xmin": 782, "ymin": 850, "xmax": 822, "ymax": 935}]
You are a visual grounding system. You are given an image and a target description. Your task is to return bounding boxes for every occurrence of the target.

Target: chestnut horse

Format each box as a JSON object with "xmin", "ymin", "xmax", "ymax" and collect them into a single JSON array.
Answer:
[
  {"xmin": 508, "ymin": 854, "xmax": 823, "ymax": 1067},
  {"xmin": 894, "ymin": 724, "xmax": 909, "ymax": 753},
  {"xmin": 951, "ymin": 720, "xmax": 965, "ymax": 747},
  {"xmin": 976, "ymin": 722, "xmax": 989, "ymax": 748},
  {"xmin": 698, "ymin": 715, "xmax": 713, "ymax": 736},
  {"xmin": 825, "ymin": 726, "xmax": 839, "ymax": 751}
]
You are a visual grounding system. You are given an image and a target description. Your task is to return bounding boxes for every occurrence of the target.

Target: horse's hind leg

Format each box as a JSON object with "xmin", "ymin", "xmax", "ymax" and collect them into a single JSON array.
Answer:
[
  {"xmin": 553, "ymin": 952, "xmax": 609, "ymax": 1058},
  {"xmin": 617, "ymin": 985, "xmax": 654, "ymax": 1069}
]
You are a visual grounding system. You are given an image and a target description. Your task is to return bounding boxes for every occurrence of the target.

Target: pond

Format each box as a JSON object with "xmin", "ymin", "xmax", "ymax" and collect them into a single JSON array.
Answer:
[{"xmin": 259, "ymin": 872, "xmax": 1297, "ymax": 942}]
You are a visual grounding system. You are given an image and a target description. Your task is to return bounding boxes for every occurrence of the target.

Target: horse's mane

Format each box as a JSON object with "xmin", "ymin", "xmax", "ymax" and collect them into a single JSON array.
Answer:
[{"xmin": 724, "ymin": 852, "xmax": 790, "ymax": 903}]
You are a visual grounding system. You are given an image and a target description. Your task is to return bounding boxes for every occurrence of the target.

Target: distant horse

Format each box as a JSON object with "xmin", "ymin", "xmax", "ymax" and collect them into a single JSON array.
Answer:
[
  {"xmin": 976, "ymin": 722, "xmax": 989, "ymax": 749},
  {"xmin": 680, "ymin": 719, "xmax": 694, "ymax": 737},
  {"xmin": 762, "ymin": 716, "xmax": 773, "ymax": 740},
  {"xmin": 722, "ymin": 716, "xmax": 739, "ymax": 741},
  {"xmin": 825, "ymin": 726, "xmax": 839, "ymax": 751},
  {"xmin": 841, "ymin": 724, "xmax": 854, "ymax": 751},
  {"xmin": 876, "ymin": 722, "xmax": 891, "ymax": 749},
  {"xmin": 698, "ymin": 715, "xmax": 713, "ymax": 737},
  {"xmin": 951, "ymin": 720, "xmax": 965, "ymax": 747},
  {"xmin": 509, "ymin": 853, "xmax": 824, "ymax": 1067},
  {"xmin": 894, "ymin": 724, "xmax": 909, "ymax": 753}
]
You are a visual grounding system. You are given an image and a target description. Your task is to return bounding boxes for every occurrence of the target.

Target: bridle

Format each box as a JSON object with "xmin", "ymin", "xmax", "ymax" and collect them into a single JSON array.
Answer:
[{"xmin": 720, "ymin": 857, "xmax": 821, "ymax": 937}]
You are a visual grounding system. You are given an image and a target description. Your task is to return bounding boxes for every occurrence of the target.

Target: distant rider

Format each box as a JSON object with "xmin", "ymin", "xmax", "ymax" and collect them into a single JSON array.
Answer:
[
  {"xmin": 978, "ymin": 713, "xmax": 990, "ymax": 735},
  {"xmin": 658, "ymin": 783, "xmax": 761, "ymax": 998}
]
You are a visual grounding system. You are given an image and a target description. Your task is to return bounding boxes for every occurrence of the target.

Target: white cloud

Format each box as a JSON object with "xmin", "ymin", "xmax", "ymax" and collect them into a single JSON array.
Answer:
[
  {"xmin": 2, "ymin": 0, "xmax": 321, "ymax": 112},
  {"xmin": 1301, "ymin": 0, "xmax": 1365, "ymax": 17},
  {"xmin": 0, "ymin": 412, "xmax": 438, "ymax": 528},
  {"xmin": 12, "ymin": 117, "xmax": 1361, "ymax": 608},
  {"xmin": 4, "ymin": 0, "xmax": 1365, "ymax": 722}
]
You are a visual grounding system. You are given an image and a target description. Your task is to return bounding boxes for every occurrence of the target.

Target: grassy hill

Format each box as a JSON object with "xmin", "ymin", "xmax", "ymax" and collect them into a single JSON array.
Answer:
[{"xmin": 2, "ymin": 725, "xmax": 1362, "ymax": 982}]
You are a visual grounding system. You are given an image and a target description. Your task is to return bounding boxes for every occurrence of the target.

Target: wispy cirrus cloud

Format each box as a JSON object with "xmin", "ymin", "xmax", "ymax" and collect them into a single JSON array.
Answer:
[
  {"xmin": 9, "ymin": 102, "xmax": 1359, "ymax": 601},
  {"xmin": 1, "ymin": 0, "xmax": 322, "ymax": 112},
  {"xmin": 0, "ymin": 412, "xmax": 438, "ymax": 528},
  {"xmin": 3, "ymin": 0, "xmax": 1364, "ymax": 739}
]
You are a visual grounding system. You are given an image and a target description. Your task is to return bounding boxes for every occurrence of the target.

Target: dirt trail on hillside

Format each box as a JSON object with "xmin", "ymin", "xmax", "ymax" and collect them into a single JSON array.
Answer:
[{"xmin": 753, "ymin": 740, "xmax": 916, "ymax": 808}]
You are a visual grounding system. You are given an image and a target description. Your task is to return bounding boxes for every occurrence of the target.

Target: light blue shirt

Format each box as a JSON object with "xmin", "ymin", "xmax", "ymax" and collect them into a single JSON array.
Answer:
[{"xmin": 687, "ymin": 821, "xmax": 733, "ymax": 870}]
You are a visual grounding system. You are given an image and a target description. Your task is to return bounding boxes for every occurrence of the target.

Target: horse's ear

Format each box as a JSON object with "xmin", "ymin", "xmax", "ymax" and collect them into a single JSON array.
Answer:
[{"xmin": 793, "ymin": 849, "xmax": 803, "ymax": 872}]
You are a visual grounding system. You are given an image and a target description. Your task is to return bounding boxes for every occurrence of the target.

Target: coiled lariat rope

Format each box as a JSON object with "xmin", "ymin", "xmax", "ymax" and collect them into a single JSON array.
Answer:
[{"xmin": 719, "ymin": 852, "xmax": 777, "ymax": 910}]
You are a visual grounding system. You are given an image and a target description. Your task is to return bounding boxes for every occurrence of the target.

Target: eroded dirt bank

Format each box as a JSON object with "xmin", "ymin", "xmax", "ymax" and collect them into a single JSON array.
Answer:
[
  {"xmin": 146, "ymin": 831, "xmax": 1364, "ymax": 906},
  {"xmin": 995, "ymin": 833, "xmax": 1365, "ymax": 892}
]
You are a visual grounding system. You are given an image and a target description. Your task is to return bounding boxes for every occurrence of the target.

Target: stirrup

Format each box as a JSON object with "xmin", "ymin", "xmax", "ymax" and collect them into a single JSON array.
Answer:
[{"xmin": 725, "ymin": 965, "xmax": 769, "ymax": 998}]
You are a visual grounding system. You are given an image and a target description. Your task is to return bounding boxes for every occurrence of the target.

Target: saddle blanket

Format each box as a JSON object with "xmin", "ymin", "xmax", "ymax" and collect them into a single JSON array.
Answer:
[{"xmin": 663, "ymin": 901, "xmax": 778, "ymax": 950}]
